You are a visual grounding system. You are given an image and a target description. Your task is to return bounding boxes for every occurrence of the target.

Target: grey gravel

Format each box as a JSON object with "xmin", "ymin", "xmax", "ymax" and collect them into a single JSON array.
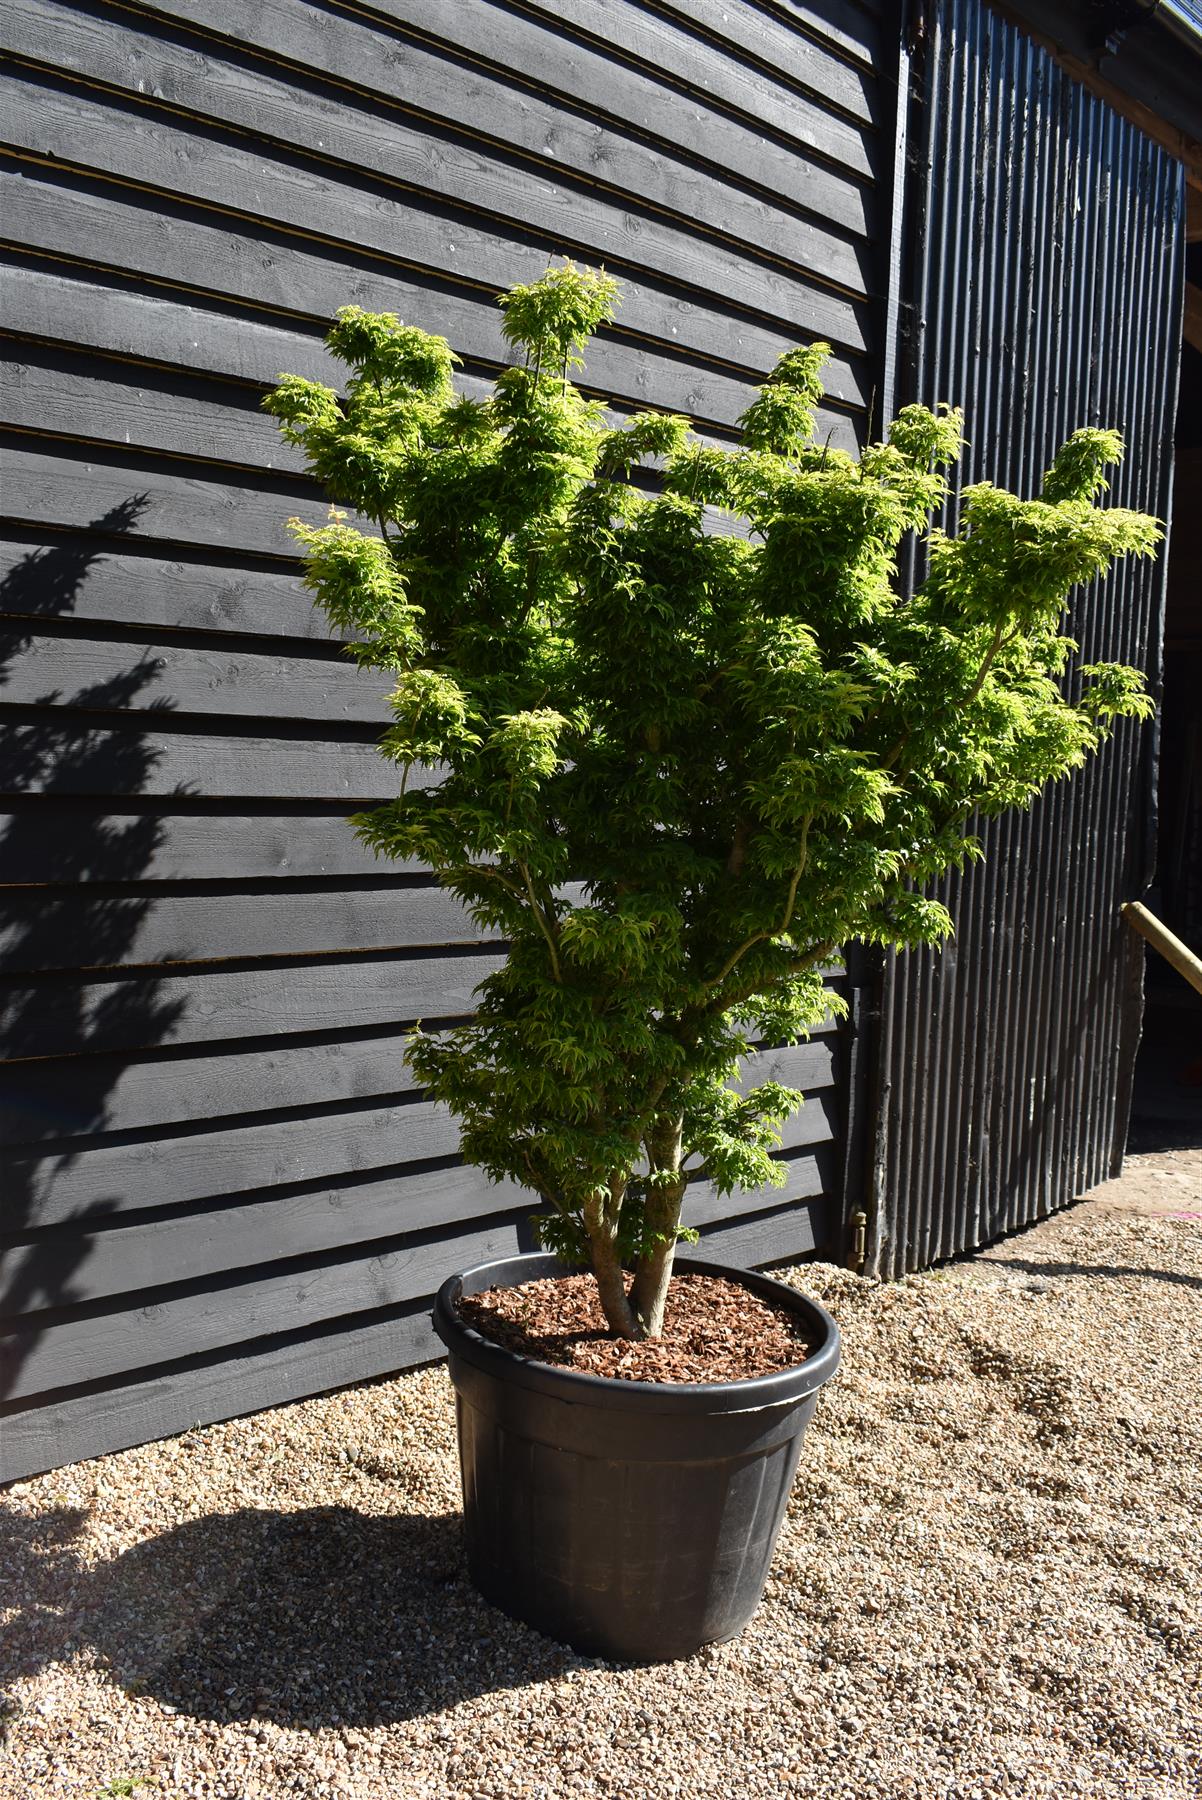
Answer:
[{"xmin": 2, "ymin": 1148, "xmax": 1199, "ymax": 1799}]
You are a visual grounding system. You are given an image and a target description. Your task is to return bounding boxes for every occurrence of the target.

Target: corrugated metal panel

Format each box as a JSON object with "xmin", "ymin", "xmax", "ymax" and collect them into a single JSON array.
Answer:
[
  {"xmin": 1165, "ymin": 0, "xmax": 1202, "ymax": 39},
  {"xmin": 865, "ymin": 0, "xmax": 1183, "ymax": 1277}
]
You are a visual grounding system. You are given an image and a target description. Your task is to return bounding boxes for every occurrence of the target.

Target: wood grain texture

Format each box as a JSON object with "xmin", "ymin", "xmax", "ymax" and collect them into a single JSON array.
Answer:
[
  {"xmin": 0, "ymin": 714, "xmax": 408, "ymax": 800},
  {"xmin": 0, "ymin": 883, "xmax": 492, "ymax": 973},
  {"xmin": 0, "ymin": 950, "xmax": 506, "ymax": 1059},
  {"xmin": 0, "ymin": 442, "xmax": 325, "ymax": 560},
  {"xmin": 0, "ymin": 1296, "xmax": 441, "ymax": 1482},
  {"xmin": 0, "ymin": 1029, "xmax": 426, "ymax": 1143},
  {"xmin": 643, "ymin": 0, "xmax": 879, "ymax": 109},
  {"xmin": 0, "ymin": 808, "xmax": 404, "ymax": 882},
  {"xmin": 119, "ymin": 0, "xmax": 877, "ymax": 203},
  {"xmin": 3, "ymin": 1079, "xmax": 838, "ymax": 1231},
  {"xmin": 2, "ymin": 152, "xmax": 872, "ymax": 360},
  {"xmin": 4, "ymin": 1104, "xmax": 470, "ymax": 1234},
  {"xmin": 500, "ymin": 0, "xmax": 876, "ymax": 152},
  {"xmin": 2, "ymin": 80, "xmax": 867, "ymax": 426},
  {"xmin": 1, "ymin": 1032, "xmax": 838, "ymax": 1144},
  {"xmin": 0, "ymin": 1209, "xmax": 534, "ymax": 1398},
  {"xmin": 0, "ymin": 338, "xmax": 857, "ymax": 466},
  {"xmin": 0, "ymin": 0, "xmax": 889, "ymax": 1463},
  {"xmin": 684, "ymin": 1142, "xmax": 836, "ymax": 1229},
  {"xmin": 0, "ymin": 629, "xmax": 392, "ymax": 725},
  {"xmin": 0, "ymin": 534, "xmax": 329, "ymax": 641},
  {"xmin": 694, "ymin": 1192, "xmax": 831, "ymax": 1268},
  {"xmin": 1, "ymin": 957, "xmax": 842, "ymax": 1062},
  {"xmin": 0, "ymin": 3, "xmax": 874, "ymax": 352}
]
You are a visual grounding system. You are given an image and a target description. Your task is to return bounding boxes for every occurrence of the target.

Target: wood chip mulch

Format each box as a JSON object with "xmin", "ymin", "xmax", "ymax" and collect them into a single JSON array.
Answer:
[{"xmin": 456, "ymin": 1271, "xmax": 818, "ymax": 1384}]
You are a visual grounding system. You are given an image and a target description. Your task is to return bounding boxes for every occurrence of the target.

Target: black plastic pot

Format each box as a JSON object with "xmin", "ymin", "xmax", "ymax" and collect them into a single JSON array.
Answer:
[{"xmin": 433, "ymin": 1251, "xmax": 841, "ymax": 1662}]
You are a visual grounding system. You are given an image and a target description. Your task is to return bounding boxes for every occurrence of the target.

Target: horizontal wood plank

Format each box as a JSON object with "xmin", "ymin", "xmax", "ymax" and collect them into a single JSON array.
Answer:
[
  {"xmin": 507, "ymin": 0, "xmax": 876, "ymax": 142},
  {"xmin": 120, "ymin": 0, "xmax": 876, "ymax": 199},
  {"xmin": 646, "ymin": 0, "xmax": 879, "ymax": 109},
  {"xmin": 1, "ymin": 154, "xmax": 871, "ymax": 364},
  {"xmin": 0, "ymin": 1210, "xmax": 535, "ymax": 1398},
  {"xmin": 350, "ymin": 0, "xmax": 874, "ymax": 176},
  {"xmin": 684, "ymin": 1141, "xmax": 836, "ymax": 1229},
  {"xmin": 1, "ymin": 956, "xmax": 842, "ymax": 1063},
  {"xmin": 2, "ymin": 80, "xmax": 868, "ymax": 424},
  {"xmin": 0, "ymin": 629, "xmax": 392, "ymax": 725},
  {"xmin": 770, "ymin": 0, "xmax": 883, "ymax": 63},
  {"xmin": 1, "ymin": 1136, "xmax": 835, "ymax": 1350},
  {"xmin": 0, "ymin": 951, "xmax": 506, "ymax": 1059},
  {"xmin": 695, "ymin": 1192, "xmax": 831, "ymax": 1267},
  {"xmin": 0, "ymin": 712, "xmax": 407, "ymax": 801},
  {"xmin": 4, "ymin": 1105, "xmax": 471, "ymax": 1234},
  {"xmin": 0, "ymin": 884, "xmax": 492, "ymax": 974},
  {"xmin": 0, "ymin": 3, "xmax": 874, "ymax": 349},
  {"xmin": 3, "ymin": 1079, "xmax": 836, "ymax": 1232},
  {"xmin": 0, "ymin": 441, "xmax": 324, "ymax": 560},
  {"xmin": 1, "ymin": 1033, "xmax": 837, "ymax": 1144},
  {"xmin": 0, "ymin": 1030, "xmax": 423, "ymax": 1145},
  {"xmin": 2, "ymin": 1192, "xmax": 833, "ymax": 1406},
  {"xmin": 1, "ymin": 352, "xmax": 305, "ymax": 478},
  {"xmin": 0, "ymin": 535, "xmax": 327, "ymax": 641},
  {"xmin": 0, "ymin": 1296, "xmax": 442, "ymax": 1482},
  {"xmin": 0, "ymin": 808, "xmax": 400, "ymax": 882},
  {"xmin": 1, "ymin": 341, "xmax": 855, "ymax": 475},
  {"xmin": 0, "ymin": 255, "xmax": 341, "ymax": 395}
]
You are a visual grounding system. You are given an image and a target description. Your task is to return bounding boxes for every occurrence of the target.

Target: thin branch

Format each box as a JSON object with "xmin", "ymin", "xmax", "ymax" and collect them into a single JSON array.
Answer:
[
  {"xmin": 470, "ymin": 864, "xmax": 528, "ymax": 904},
  {"xmin": 963, "ymin": 618, "xmax": 1009, "ymax": 707},
  {"xmin": 520, "ymin": 1148, "xmax": 569, "ymax": 1217},
  {"xmin": 725, "ymin": 817, "xmax": 752, "ymax": 877},
  {"xmin": 699, "ymin": 937, "xmax": 838, "ymax": 1022},
  {"xmin": 702, "ymin": 815, "xmax": 812, "ymax": 994},
  {"xmin": 518, "ymin": 858, "xmax": 564, "ymax": 983},
  {"xmin": 878, "ymin": 617, "xmax": 1018, "ymax": 774}
]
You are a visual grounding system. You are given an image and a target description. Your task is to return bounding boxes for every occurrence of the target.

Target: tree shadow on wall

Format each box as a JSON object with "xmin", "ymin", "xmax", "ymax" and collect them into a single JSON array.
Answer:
[{"xmin": 0, "ymin": 503, "xmax": 188, "ymax": 1404}]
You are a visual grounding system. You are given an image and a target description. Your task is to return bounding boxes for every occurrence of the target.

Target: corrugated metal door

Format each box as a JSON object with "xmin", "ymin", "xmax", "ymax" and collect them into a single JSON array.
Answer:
[{"xmin": 864, "ymin": 0, "xmax": 1183, "ymax": 1276}]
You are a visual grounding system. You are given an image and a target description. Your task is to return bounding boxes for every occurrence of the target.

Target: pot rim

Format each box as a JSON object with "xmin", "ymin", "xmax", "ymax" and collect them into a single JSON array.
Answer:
[{"xmin": 433, "ymin": 1250, "xmax": 841, "ymax": 1415}]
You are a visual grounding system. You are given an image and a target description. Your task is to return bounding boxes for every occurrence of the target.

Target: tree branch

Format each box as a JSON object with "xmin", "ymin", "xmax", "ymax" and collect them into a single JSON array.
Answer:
[
  {"xmin": 725, "ymin": 817, "xmax": 752, "ymax": 876},
  {"xmin": 962, "ymin": 617, "xmax": 1009, "ymax": 708},
  {"xmin": 518, "ymin": 858, "xmax": 564, "ymax": 983},
  {"xmin": 702, "ymin": 815, "xmax": 812, "ymax": 993},
  {"xmin": 699, "ymin": 937, "xmax": 838, "ymax": 1021}
]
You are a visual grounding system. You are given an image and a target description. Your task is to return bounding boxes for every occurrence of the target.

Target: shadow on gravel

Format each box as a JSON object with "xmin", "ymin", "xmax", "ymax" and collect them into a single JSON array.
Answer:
[
  {"xmin": 984, "ymin": 1256, "xmax": 1202, "ymax": 1291},
  {"xmin": 86, "ymin": 1505, "xmax": 578, "ymax": 1726},
  {"xmin": 0, "ymin": 1503, "xmax": 92, "ymax": 1696}
]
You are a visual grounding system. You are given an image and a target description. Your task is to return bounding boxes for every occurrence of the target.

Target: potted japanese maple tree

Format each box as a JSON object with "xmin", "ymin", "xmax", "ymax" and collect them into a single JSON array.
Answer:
[{"xmin": 266, "ymin": 265, "xmax": 1157, "ymax": 1660}]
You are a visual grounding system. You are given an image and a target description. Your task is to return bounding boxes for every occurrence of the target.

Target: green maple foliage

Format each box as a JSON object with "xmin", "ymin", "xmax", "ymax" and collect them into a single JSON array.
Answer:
[{"xmin": 265, "ymin": 263, "xmax": 1159, "ymax": 1338}]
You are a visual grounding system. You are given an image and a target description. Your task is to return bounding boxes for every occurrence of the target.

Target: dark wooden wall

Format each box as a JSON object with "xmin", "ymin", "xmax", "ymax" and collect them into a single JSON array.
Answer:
[{"xmin": 0, "ymin": 0, "xmax": 890, "ymax": 1480}]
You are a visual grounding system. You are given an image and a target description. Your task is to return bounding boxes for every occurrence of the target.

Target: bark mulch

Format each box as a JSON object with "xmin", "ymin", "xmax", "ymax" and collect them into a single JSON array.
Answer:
[{"xmin": 456, "ymin": 1270, "xmax": 818, "ymax": 1384}]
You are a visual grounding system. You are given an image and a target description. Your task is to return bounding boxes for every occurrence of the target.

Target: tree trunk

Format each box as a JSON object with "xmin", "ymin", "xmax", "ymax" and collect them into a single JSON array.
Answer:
[
  {"xmin": 630, "ymin": 1115, "xmax": 687, "ymax": 1337},
  {"xmin": 584, "ymin": 1189, "xmax": 639, "ymax": 1337}
]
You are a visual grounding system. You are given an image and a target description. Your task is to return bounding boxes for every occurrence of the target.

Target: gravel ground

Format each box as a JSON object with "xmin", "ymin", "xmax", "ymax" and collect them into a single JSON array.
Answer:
[{"xmin": 2, "ymin": 1148, "xmax": 1199, "ymax": 1800}]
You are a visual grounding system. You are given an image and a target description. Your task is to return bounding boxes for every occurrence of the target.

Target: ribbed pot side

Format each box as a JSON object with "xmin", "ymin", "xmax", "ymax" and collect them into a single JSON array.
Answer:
[{"xmin": 433, "ymin": 1252, "xmax": 841, "ymax": 1663}]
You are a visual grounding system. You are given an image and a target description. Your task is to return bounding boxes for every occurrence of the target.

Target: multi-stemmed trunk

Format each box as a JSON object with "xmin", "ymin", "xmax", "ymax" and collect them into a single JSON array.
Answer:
[{"xmin": 583, "ymin": 1115, "xmax": 687, "ymax": 1340}]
